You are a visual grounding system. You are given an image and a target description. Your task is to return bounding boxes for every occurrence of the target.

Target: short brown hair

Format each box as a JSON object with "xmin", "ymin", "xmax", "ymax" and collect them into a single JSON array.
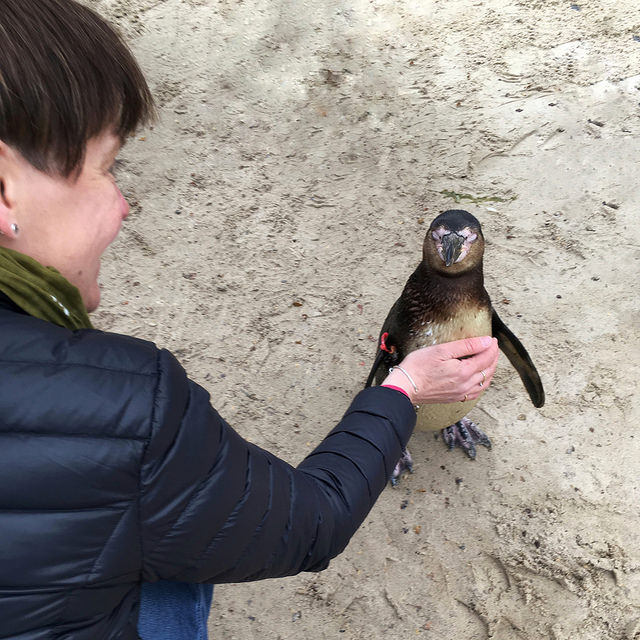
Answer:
[{"xmin": 0, "ymin": 0, "xmax": 155, "ymax": 177}]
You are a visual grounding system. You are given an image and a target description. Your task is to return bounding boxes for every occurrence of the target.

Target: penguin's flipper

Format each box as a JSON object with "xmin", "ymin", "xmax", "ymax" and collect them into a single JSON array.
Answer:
[
  {"xmin": 365, "ymin": 299, "xmax": 403, "ymax": 388},
  {"xmin": 365, "ymin": 348, "xmax": 386, "ymax": 388},
  {"xmin": 492, "ymin": 309, "xmax": 545, "ymax": 408}
]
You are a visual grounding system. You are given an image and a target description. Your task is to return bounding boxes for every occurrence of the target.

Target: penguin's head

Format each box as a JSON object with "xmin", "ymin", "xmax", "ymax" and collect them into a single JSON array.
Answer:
[{"xmin": 424, "ymin": 210, "xmax": 484, "ymax": 274}]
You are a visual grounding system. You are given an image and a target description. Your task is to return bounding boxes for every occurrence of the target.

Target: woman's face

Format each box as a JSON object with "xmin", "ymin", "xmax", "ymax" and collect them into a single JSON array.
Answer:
[{"xmin": 0, "ymin": 132, "xmax": 128, "ymax": 311}]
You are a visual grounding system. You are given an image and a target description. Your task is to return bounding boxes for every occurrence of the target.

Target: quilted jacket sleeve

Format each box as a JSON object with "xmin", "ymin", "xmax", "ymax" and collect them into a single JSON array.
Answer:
[{"xmin": 140, "ymin": 348, "xmax": 416, "ymax": 584}]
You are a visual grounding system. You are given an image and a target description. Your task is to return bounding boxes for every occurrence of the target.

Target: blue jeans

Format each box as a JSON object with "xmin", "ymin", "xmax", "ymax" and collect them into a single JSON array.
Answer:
[{"xmin": 138, "ymin": 581, "xmax": 214, "ymax": 640}]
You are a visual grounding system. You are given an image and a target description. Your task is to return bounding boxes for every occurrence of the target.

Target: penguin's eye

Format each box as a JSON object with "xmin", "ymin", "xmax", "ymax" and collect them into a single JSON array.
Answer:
[
  {"xmin": 431, "ymin": 227, "xmax": 449, "ymax": 241},
  {"xmin": 456, "ymin": 228, "xmax": 478, "ymax": 244}
]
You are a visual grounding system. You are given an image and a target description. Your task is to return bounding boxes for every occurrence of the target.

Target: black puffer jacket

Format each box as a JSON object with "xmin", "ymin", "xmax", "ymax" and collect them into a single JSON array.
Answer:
[{"xmin": 0, "ymin": 293, "xmax": 415, "ymax": 639}]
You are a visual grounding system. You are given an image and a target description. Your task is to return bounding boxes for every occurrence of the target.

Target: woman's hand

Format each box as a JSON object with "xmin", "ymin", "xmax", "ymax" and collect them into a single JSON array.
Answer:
[{"xmin": 382, "ymin": 336, "xmax": 499, "ymax": 406}]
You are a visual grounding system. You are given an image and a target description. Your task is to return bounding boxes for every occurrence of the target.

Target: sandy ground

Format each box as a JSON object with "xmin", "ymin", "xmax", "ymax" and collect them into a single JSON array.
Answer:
[{"xmin": 91, "ymin": 0, "xmax": 640, "ymax": 637}]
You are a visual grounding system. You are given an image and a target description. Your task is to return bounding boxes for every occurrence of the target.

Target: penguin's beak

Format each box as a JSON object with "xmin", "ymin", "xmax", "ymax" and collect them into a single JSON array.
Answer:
[{"xmin": 441, "ymin": 232, "xmax": 465, "ymax": 266}]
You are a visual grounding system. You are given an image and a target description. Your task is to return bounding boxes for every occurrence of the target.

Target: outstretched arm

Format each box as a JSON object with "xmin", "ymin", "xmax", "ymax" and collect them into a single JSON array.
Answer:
[{"xmin": 140, "ymin": 350, "xmax": 415, "ymax": 585}]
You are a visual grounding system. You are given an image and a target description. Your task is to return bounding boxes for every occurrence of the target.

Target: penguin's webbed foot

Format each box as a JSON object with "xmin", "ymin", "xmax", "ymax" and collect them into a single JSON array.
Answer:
[
  {"xmin": 442, "ymin": 417, "xmax": 491, "ymax": 459},
  {"xmin": 390, "ymin": 447, "xmax": 413, "ymax": 486}
]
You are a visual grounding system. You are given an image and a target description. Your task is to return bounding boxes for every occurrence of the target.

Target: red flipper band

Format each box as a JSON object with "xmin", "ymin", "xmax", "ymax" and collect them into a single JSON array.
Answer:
[{"xmin": 380, "ymin": 332, "xmax": 396, "ymax": 354}]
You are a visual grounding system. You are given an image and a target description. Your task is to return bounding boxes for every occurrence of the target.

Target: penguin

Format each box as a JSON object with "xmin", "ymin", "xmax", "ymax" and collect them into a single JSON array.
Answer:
[{"xmin": 365, "ymin": 210, "xmax": 544, "ymax": 482}]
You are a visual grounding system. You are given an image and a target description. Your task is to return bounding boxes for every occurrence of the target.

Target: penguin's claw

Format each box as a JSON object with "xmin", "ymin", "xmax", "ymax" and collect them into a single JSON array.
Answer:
[
  {"xmin": 390, "ymin": 447, "xmax": 414, "ymax": 486},
  {"xmin": 442, "ymin": 417, "xmax": 492, "ymax": 459}
]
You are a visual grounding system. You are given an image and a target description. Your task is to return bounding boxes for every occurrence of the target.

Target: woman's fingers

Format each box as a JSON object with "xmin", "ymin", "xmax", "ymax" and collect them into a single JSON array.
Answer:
[
  {"xmin": 458, "ymin": 340, "xmax": 499, "ymax": 400},
  {"xmin": 458, "ymin": 338, "xmax": 498, "ymax": 377},
  {"xmin": 442, "ymin": 335, "xmax": 494, "ymax": 360}
]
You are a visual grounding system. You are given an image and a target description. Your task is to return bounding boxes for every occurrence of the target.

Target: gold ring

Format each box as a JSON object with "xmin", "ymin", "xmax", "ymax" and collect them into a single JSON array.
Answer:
[
  {"xmin": 479, "ymin": 370, "xmax": 486, "ymax": 387},
  {"xmin": 463, "ymin": 394, "xmax": 468, "ymax": 402}
]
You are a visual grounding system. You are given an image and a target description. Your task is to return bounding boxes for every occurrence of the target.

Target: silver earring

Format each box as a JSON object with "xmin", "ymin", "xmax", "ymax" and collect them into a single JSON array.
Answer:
[{"xmin": 10, "ymin": 223, "xmax": 18, "ymax": 234}]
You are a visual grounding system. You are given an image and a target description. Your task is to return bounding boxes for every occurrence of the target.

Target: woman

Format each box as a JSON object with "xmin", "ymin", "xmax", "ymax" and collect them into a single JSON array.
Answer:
[{"xmin": 0, "ymin": 1, "xmax": 499, "ymax": 638}]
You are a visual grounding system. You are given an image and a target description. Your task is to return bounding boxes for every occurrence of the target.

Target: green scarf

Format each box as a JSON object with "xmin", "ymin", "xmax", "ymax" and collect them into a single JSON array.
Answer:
[{"xmin": 0, "ymin": 247, "xmax": 93, "ymax": 330}]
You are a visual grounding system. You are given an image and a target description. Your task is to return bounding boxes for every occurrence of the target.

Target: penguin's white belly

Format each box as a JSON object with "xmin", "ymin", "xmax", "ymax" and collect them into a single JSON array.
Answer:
[{"xmin": 405, "ymin": 307, "xmax": 492, "ymax": 431}]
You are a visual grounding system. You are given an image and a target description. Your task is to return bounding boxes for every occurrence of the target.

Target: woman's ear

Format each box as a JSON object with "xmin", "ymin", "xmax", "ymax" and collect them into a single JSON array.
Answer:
[{"xmin": 0, "ymin": 141, "xmax": 19, "ymax": 238}]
